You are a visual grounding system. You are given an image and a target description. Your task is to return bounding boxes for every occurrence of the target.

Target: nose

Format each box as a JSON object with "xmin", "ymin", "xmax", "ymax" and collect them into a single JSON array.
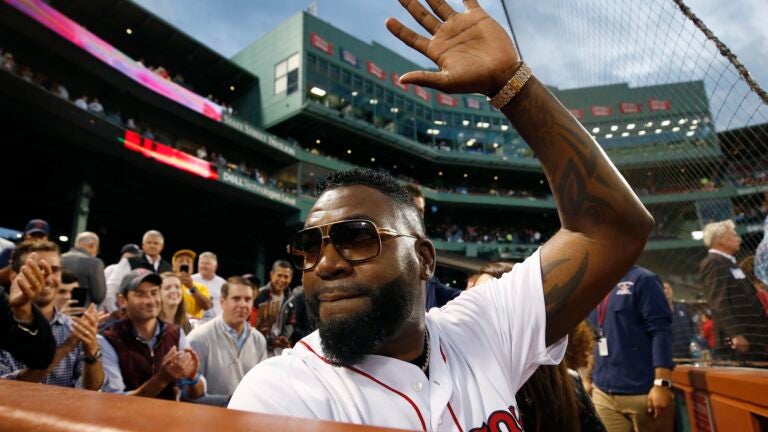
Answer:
[{"xmin": 313, "ymin": 238, "xmax": 353, "ymax": 280}]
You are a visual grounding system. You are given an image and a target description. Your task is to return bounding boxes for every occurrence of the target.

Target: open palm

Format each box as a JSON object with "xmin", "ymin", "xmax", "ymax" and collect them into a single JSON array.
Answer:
[{"xmin": 386, "ymin": 0, "xmax": 520, "ymax": 96}]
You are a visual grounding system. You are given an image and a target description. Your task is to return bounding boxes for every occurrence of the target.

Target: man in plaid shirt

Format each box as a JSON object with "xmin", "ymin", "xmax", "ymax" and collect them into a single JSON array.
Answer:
[{"xmin": 0, "ymin": 241, "xmax": 109, "ymax": 390}]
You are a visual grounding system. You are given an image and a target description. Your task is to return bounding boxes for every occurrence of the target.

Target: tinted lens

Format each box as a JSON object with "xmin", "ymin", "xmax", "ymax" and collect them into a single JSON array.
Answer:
[
  {"xmin": 329, "ymin": 220, "xmax": 380, "ymax": 262},
  {"xmin": 289, "ymin": 227, "xmax": 323, "ymax": 270}
]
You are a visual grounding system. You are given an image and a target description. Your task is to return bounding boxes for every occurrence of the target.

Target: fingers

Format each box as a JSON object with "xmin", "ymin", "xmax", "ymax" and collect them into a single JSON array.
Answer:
[
  {"xmin": 37, "ymin": 258, "xmax": 52, "ymax": 280},
  {"xmin": 463, "ymin": 0, "xmax": 480, "ymax": 9},
  {"xmin": 399, "ymin": 0, "xmax": 442, "ymax": 34},
  {"xmin": 162, "ymin": 346, "xmax": 178, "ymax": 363},
  {"xmin": 385, "ymin": 18, "xmax": 430, "ymax": 55},
  {"xmin": 400, "ymin": 70, "xmax": 450, "ymax": 89},
  {"xmin": 62, "ymin": 307, "xmax": 86, "ymax": 316},
  {"xmin": 425, "ymin": 0, "xmax": 456, "ymax": 21}
]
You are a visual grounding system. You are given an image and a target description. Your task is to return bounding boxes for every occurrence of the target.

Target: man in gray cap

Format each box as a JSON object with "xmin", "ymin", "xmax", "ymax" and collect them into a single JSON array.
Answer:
[{"xmin": 98, "ymin": 268, "xmax": 206, "ymax": 400}]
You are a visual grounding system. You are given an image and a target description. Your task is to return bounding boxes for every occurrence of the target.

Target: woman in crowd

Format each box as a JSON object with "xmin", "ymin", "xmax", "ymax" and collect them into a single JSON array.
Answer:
[
  {"xmin": 473, "ymin": 262, "xmax": 606, "ymax": 432},
  {"xmin": 159, "ymin": 272, "xmax": 192, "ymax": 334}
]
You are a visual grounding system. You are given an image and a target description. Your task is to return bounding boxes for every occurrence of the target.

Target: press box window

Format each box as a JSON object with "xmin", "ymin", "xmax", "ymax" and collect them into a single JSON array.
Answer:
[{"xmin": 275, "ymin": 52, "xmax": 300, "ymax": 95}]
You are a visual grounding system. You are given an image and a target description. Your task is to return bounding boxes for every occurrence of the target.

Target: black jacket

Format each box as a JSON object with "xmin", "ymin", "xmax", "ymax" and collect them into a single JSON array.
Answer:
[
  {"xmin": 700, "ymin": 252, "xmax": 768, "ymax": 351},
  {"xmin": 128, "ymin": 253, "xmax": 172, "ymax": 274},
  {"xmin": 0, "ymin": 290, "xmax": 55, "ymax": 369}
]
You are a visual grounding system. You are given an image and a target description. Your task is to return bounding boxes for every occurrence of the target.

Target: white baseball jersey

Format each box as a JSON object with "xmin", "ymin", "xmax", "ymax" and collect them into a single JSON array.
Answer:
[{"xmin": 229, "ymin": 249, "xmax": 566, "ymax": 431}]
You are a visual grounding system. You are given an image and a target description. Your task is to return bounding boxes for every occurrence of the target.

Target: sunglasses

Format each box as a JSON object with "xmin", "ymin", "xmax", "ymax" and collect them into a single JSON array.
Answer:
[{"xmin": 287, "ymin": 219, "xmax": 418, "ymax": 271}]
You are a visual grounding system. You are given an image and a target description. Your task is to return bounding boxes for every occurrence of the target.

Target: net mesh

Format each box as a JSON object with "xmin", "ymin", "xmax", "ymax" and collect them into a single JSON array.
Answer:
[{"xmin": 503, "ymin": 0, "xmax": 768, "ymax": 365}]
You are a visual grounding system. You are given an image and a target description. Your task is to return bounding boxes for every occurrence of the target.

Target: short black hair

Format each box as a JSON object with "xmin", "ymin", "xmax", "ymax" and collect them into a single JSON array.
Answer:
[
  {"xmin": 61, "ymin": 270, "xmax": 79, "ymax": 285},
  {"xmin": 318, "ymin": 168, "xmax": 425, "ymax": 233}
]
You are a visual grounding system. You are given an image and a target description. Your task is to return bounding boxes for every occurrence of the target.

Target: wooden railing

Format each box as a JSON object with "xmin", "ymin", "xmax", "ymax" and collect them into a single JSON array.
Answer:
[
  {"xmin": 672, "ymin": 365, "xmax": 768, "ymax": 432},
  {"xmin": 0, "ymin": 380, "xmax": 408, "ymax": 432}
]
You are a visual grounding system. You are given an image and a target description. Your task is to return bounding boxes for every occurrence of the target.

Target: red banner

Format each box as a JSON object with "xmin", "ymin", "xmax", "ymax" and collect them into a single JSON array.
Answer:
[
  {"xmin": 437, "ymin": 93, "xmax": 457, "ymax": 107},
  {"xmin": 648, "ymin": 98, "xmax": 672, "ymax": 111},
  {"xmin": 309, "ymin": 32, "xmax": 333, "ymax": 55},
  {"xmin": 465, "ymin": 97, "xmax": 481, "ymax": 109},
  {"xmin": 591, "ymin": 105, "xmax": 612, "ymax": 117},
  {"xmin": 367, "ymin": 61, "xmax": 385, "ymax": 80},
  {"xmin": 569, "ymin": 109, "xmax": 584, "ymax": 119},
  {"xmin": 619, "ymin": 102, "xmax": 642, "ymax": 114},
  {"xmin": 414, "ymin": 85, "xmax": 430, "ymax": 102},
  {"xmin": 391, "ymin": 73, "xmax": 409, "ymax": 92}
]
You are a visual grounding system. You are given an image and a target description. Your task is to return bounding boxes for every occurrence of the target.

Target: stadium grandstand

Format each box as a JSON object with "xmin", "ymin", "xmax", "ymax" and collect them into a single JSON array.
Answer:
[{"xmin": 1, "ymin": 0, "xmax": 768, "ymax": 429}]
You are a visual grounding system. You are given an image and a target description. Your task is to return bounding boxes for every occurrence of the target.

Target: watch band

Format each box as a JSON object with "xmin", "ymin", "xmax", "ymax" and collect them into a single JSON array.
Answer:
[
  {"xmin": 84, "ymin": 349, "xmax": 102, "ymax": 364},
  {"xmin": 653, "ymin": 378, "xmax": 672, "ymax": 389},
  {"xmin": 488, "ymin": 62, "xmax": 533, "ymax": 110}
]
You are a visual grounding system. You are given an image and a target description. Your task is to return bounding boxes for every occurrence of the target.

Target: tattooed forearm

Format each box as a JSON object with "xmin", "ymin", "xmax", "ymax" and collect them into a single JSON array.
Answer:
[{"xmin": 544, "ymin": 253, "xmax": 588, "ymax": 321}]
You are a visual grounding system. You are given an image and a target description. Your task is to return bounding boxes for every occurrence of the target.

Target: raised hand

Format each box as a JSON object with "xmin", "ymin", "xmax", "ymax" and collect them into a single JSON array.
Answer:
[
  {"xmin": 386, "ymin": 0, "xmax": 519, "ymax": 96},
  {"xmin": 70, "ymin": 304, "xmax": 108, "ymax": 356},
  {"xmin": 60, "ymin": 299, "xmax": 85, "ymax": 317},
  {"xmin": 9, "ymin": 253, "xmax": 52, "ymax": 321},
  {"xmin": 159, "ymin": 347, "xmax": 186, "ymax": 382}
]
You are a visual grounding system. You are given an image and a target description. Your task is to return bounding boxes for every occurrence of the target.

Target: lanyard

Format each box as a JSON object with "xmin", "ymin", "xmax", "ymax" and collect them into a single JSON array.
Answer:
[{"xmin": 597, "ymin": 293, "xmax": 611, "ymax": 334}]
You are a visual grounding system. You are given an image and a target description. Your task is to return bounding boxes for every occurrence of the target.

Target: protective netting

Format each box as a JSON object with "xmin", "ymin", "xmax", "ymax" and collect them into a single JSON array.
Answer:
[{"xmin": 503, "ymin": 0, "xmax": 768, "ymax": 365}]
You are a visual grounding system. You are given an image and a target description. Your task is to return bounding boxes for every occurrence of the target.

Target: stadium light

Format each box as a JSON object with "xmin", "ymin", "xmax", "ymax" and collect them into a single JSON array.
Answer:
[
  {"xmin": 351, "ymin": 91, "xmax": 359, "ymax": 96},
  {"xmin": 493, "ymin": 176, "xmax": 499, "ymax": 180},
  {"xmin": 58, "ymin": 235, "xmax": 69, "ymax": 242},
  {"xmin": 438, "ymin": 171, "xmax": 443, "ymax": 176},
  {"xmin": 621, "ymin": 132, "xmax": 630, "ymax": 137},
  {"xmin": 500, "ymin": 125, "xmax": 509, "ymax": 131},
  {"xmin": 463, "ymin": 173, "xmax": 468, "ymax": 178},
  {"xmin": 672, "ymin": 127, "xmax": 680, "ymax": 132},
  {"xmin": 678, "ymin": 118, "xmax": 687, "ymax": 125},
  {"xmin": 638, "ymin": 130, "xmax": 646, "ymax": 136},
  {"xmin": 610, "ymin": 125, "xmax": 618, "ymax": 131},
  {"xmin": 605, "ymin": 134, "xmax": 613, "ymax": 139},
  {"xmin": 476, "ymin": 122, "xmax": 490, "ymax": 128},
  {"xmin": 390, "ymin": 107, "xmax": 399, "ymax": 113},
  {"xmin": 462, "ymin": 120, "xmax": 470, "ymax": 126},
  {"xmin": 686, "ymin": 131, "xmax": 695, "ymax": 137},
  {"xmin": 229, "ymin": 85, "xmax": 235, "ymax": 91},
  {"xmin": 370, "ymin": 157, "xmax": 376, "ymax": 162},
  {"xmin": 655, "ymin": 129, "xmax": 662, "ymax": 134},
  {"xmin": 645, "ymin": 122, "xmax": 653, "ymax": 127},
  {"xmin": 626, "ymin": 123, "xmax": 635, "ymax": 130},
  {"xmin": 492, "ymin": 142, "xmax": 500, "ymax": 148},
  {"xmin": 661, "ymin": 120, "xmax": 671, "ymax": 126},
  {"xmin": 346, "ymin": 149, "xmax": 352, "ymax": 154},
  {"xmin": 467, "ymin": 138, "xmax": 476, "ymax": 146},
  {"xmin": 310, "ymin": 87, "xmax": 327, "ymax": 97},
  {"xmin": 691, "ymin": 119, "xmax": 699, "ymax": 125},
  {"xmin": 126, "ymin": 28, "xmax": 133, "ymax": 35},
  {"xmin": 434, "ymin": 120, "xmax": 446, "ymax": 125},
  {"xmin": 15, "ymin": 233, "xmax": 22, "ymax": 239},
  {"xmin": 691, "ymin": 231, "xmax": 704, "ymax": 240},
  {"xmin": 369, "ymin": 98, "xmax": 378, "ymax": 105},
  {"xmin": 592, "ymin": 127, "xmax": 600, "ymax": 133},
  {"xmin": 690, "ymin": 125, "xmax": 697, "ymax": 130},
  {"xmin": 315, "ymin": 139, "xmax": 321, "ymax": 144}
]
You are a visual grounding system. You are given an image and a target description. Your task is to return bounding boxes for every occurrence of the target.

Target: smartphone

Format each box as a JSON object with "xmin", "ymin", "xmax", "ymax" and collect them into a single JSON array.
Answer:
[
  {"xmin": 70, "ymin": 288, "xmax": 87, "ymax": 315},
  {"xmin": 180, "ymin": 264, "xmax": 190, "ymax": 273}
]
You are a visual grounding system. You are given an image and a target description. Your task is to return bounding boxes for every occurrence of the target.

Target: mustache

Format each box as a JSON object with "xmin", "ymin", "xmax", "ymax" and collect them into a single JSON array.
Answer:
[{"xmin": 310, "ymin": 284, "xmax": 373, "ymax": 300}]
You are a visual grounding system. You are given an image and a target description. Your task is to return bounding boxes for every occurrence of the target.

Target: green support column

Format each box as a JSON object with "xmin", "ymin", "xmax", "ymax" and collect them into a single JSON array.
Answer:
[{"xmin": 71, "ymin": 182, "xmax": 92, "ymax": 246}]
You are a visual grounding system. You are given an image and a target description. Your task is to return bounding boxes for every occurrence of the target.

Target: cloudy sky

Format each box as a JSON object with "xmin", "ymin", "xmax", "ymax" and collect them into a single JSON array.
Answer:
[{"xmin": 134, "ymin": 0, "xmax": 768, "ymax": 127}]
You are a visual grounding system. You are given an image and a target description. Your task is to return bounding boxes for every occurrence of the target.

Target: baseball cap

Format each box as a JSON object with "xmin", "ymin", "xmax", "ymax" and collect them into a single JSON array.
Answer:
[
  {"xmin": 120, "ymin": 243, "xmax": 141, "ymax": 255},
  {"xmin": 172, "ymin": 249, "xmax": 196, "ymax": 262},
  {"xmin": 120, "ymin": 268, "xmax": 162, "ymax": 296},
  {"xmin": 24, "ymin": 219, "xmax": 50, "ymax": 236}
]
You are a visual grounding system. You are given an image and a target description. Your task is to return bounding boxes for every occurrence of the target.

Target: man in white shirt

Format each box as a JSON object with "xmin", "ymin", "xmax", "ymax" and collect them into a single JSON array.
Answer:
[
  {"xmin": 229, "ymin": 1, "xmax": 653, "ymax": 429},
  {"xmin": 104, "ymin": 231, "xmax": 171, "ymax": 312},
  {"xmin": 193, "ymin": 251, "xmax": 226, "ymax": 319}
]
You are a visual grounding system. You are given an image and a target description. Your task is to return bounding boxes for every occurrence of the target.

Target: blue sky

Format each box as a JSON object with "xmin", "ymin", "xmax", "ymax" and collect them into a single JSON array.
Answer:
[{"xmin": 133, "ymin": 0, "xmax": 768, "ymax": 127}]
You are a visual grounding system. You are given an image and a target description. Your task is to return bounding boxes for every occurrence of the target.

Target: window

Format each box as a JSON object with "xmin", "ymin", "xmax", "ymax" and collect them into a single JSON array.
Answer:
[
  {"xmin": 342, "ymin": 70, "xmax": 351, "ymax": 85},
  {"xmin": 330, "ymin": 64, "xmax": 340, "ymax": 82},
  {"xmin": 275, "ymin": 52, "xmax": 301, "ymax": 95}
]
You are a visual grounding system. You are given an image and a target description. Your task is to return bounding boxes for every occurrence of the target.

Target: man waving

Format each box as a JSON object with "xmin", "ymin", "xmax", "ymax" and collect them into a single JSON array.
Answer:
[{"xmin": 229, "ymin": 2, "xmax": 653, "ymax": 430}]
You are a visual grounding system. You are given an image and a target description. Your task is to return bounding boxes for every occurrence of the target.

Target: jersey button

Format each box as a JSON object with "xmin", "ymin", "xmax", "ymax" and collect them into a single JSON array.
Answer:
[{"xmin": 411, "ymin": 382, "xmax": 423, "ymax": 392}]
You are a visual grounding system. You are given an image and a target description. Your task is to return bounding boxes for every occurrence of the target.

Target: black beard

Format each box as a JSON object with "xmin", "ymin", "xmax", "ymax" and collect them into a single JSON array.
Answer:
[{"xmin": 307, "ymin": 273, "xmax": 417, "ymax": 367}]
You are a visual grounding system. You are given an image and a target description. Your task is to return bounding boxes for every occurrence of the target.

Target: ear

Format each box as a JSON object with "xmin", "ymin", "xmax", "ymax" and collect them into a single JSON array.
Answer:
[
  {"xmin": 416, "ymin": 238, "xmax": 437, "ymax": 281},
  {"xmin": 118, "ymin": 293, "xmax": 128, "ymax": 309}
]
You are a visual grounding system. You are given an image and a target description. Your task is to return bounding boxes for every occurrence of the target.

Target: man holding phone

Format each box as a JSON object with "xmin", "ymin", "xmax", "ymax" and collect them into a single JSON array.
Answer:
[{"xmin": 172, "ymin": 250, "xmax": 212, "ymax": 320}]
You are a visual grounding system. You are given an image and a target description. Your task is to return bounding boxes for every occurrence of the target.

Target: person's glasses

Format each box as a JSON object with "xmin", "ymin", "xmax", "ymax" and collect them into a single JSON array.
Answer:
[{"xmin": 287, "ymin": 219, "xmax": 418, "ymax": 271}]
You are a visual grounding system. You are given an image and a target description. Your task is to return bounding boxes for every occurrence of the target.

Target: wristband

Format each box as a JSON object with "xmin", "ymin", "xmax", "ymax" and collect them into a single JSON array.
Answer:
[
  {"xmin": 488, "ymin": 62, "xmax": 533, "ymax": 110},
  {"xmin": 84, "ymin": 349, "xmax": 102, "ymax": 364},
  {"xmin": 179, "ymin": 372, "xmax": 202, "ymax": 387}
]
